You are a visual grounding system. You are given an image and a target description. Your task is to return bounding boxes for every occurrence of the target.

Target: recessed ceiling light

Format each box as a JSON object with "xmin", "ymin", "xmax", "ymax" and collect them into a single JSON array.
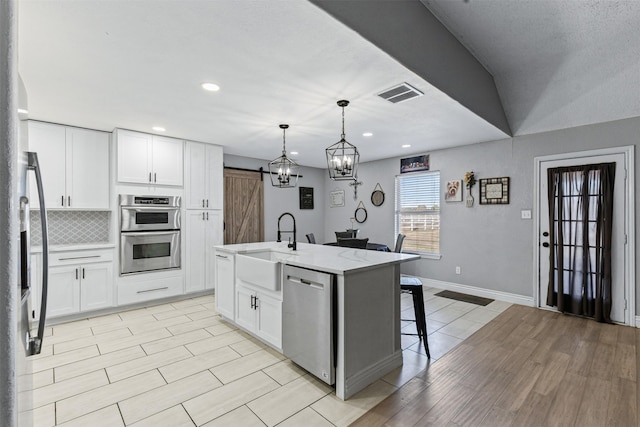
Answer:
[
  {"xmin": 201, "ymin": 82, "xmax": 220, "ymax": 92},
  {"xmin": 362, "ymin": 132, "xmax": 373, "ymax": 137},
  {"xmin": 290, "ymin": 151, "xmax": 299, "ymax": 155},
  {"xmin": 402, "ymin": 144, "xmax": 411, "ymax": 148},
  {"xmin": 152, "ymin": 126, "xmax": 166, "ymax": 132}
]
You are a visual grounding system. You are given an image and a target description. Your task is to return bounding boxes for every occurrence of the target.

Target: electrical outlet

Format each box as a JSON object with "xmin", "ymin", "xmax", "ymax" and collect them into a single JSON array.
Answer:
[
  {"xmin": 455, "ymin": 266, "xmax": 461, "ymax": 275},
  {"xmin": 521, "ymin": 209, "xmax": 532, "ymax": 219}
]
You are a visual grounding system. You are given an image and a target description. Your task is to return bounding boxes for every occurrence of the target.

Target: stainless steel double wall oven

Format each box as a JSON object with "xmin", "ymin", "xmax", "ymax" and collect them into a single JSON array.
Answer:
[{"xmin": 120, "ymin": 195, "xmax": 181, "ymax": 275}]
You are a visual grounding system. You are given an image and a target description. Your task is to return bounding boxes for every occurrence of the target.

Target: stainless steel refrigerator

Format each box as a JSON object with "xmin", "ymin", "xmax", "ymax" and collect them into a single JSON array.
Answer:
[
  {"xmin": 2, "ymin": 4, "xmax": 49, "ymax": 423},
  {"xmin": 15, "ymin": 77, "xmax": 50, "ymax": 425}
]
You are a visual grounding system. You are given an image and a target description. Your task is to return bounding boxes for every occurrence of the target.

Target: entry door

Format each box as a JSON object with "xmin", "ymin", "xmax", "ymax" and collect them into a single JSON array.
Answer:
[
  {"xmin": 537, "ymin": 153, "xmax": 627, "ymax": 323},
  {"xmin": 224, "ymin": 169, "xmax": 264, "ymax": 244}
]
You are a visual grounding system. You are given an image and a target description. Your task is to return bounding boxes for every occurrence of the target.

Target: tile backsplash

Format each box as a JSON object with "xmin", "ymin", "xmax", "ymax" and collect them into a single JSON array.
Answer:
[{"xmin": 31, "ymin": 211, "xmax": 111, "ymax": 246}]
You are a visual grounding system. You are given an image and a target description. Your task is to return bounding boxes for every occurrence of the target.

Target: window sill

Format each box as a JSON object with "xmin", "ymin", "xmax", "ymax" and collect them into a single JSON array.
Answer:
[{"xmin": 403, "ymin": 251, "xmax": 441, "ymax": 260}]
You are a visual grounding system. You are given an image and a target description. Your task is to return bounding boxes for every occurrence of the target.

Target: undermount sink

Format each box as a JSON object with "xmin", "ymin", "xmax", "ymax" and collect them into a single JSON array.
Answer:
[
  {"xmin": 236, "ymin": 249, "xmax": 297, "ymax": 291},
  {"xmin": 240, "ymin": 250, "xmax": 296, "ymax": 262}
]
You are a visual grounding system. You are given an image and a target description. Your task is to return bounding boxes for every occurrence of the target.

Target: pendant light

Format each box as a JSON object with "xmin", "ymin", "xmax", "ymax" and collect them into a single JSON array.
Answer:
[
  {"xmin": 268, "ymin": 124, "xmax": 299, "ymax": 188},
  {"xmin": 326, "ymin": 100, "xmax": 359, "ymax": 181}
]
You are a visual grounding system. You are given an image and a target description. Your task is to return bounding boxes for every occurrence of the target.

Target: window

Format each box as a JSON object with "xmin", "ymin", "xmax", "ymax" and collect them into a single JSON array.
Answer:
[{"xmin": 395, "ymin": 171, "xmax": 440, "ymax": 256}]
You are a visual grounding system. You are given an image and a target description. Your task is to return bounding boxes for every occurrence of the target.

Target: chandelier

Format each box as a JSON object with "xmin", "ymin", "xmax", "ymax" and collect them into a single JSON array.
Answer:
[
  {"xmin": 268, "ymin": 124, "xmax": 299, "ymax": 188},
  {"xmin": 326, "ymin": 100, "xmax": 359, "ymax": 181}
]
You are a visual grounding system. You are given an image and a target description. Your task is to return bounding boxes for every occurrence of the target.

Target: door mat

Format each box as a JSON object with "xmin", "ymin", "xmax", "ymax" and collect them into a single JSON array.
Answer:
[{"xmin": 434, "ymin": 290, "xmax": 494, "ymax": 306}]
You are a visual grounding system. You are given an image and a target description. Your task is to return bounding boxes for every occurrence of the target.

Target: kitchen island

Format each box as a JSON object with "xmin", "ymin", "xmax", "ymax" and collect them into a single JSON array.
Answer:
[{"xmin": 214, "ymin": 241, "xmax": 419, "ymax": 400}]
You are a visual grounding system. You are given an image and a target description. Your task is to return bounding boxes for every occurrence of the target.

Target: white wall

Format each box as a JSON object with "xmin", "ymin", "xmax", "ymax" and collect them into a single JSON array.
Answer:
[
  {"xmin": 223, "ymin": 154, "xmax": 326, "ymax": 243},
  {"xmin": 323, "ymin": 116, "xmax": 640, "ymax": 306}
]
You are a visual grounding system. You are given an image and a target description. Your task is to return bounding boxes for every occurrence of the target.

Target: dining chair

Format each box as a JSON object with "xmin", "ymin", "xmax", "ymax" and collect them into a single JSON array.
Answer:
[
  {"xmin": 306, "ymin": 233, "xmax": 316, "ymax": 244},
  {"xmin": 335, "ymin": 231, "xmax": 355, "ymax": 240},
  {"xmin": 337, "ymin": 237, "xmax": 369, "ymax": 249},
  {"xmin": 394, "ymin": 234, "xmax": 406, "ymax": 253}
]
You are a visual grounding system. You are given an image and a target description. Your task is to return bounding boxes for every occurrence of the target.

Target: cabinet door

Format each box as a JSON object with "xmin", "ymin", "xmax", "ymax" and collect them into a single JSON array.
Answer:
[
  {"xmin": 48, "ymin": 266, "xmax": 80, "ymax": 317},
  {"xmin": 28, "ymin": 121, "xmax": 66, "ymax": 209},
  {"xmin": 235, "ymin": 286, "xmax": 257, "ymax": 332},
  {"xmin": 152, "ymin": 136, "xmax": 183, "ymax": 186},
  {"xmin": 117, "ymin": 129, "xmax": 152, "ymax": 184},
  {"xmin": 80, "ymin": 262, "xmax": 113, "ymax": 311},
  {"xmin": 214, "ymin": 252, "xmax": 234, "ymax": 319},
  {"xmin": 205, "ymin": 211, "xmax": 223, "ymax": 289},
  {"xmin": 67, "ymin": 128, "xmax": 110, "ymax": 209},
  {"xmin": 205, "ymin": 144, "xmax": 224, "ymax": 209},
  {"xmin": 185, "ymin": 142, "xmax": 207, "ymax": 209},
  {"xmin": 256, "ymin": 292, "xmax": 282, "ymax": 348},
  {"xmin": 185, "ymin": 210, "xmax": 206, "ymax": 293}
]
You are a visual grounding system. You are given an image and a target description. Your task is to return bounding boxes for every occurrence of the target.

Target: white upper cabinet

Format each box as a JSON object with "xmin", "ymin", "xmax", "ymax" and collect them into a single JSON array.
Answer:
[
  {"xmin": 116, "ymin": 129, "xmax": 183, "ymax": 186},
  {"xmin": 153, "ymin": 135, "xmax": 184, "ymax": 186},
  {"xmin": 67, "ymin": 127, "xmax": 110, "ymax": 209},
  {"xmin": 185, "ymin": 141, "xmax": 223, "ymax": 209},
  {"xmin": 115, "ymin": 130, "xmax": 151, "ymax": 184},
  {"xmin": 28, "ymin": 121, "xmax": 110, "ymax": 210}
]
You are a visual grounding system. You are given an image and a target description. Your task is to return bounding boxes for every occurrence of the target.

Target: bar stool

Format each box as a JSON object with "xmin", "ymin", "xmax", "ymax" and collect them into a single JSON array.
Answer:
[{"xmin": 400, "ymin": 276, "xmax": 430, "ymax": 358}]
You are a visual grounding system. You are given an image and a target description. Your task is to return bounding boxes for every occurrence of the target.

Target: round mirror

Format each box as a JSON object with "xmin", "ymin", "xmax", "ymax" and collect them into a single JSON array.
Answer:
[
  {"xmin": 371, "ymin": 190, "xmax": 385, "ymax": 207},
  {"xmin": 354, "ymin": 206, "xmax": 368, "ymax": 223}
]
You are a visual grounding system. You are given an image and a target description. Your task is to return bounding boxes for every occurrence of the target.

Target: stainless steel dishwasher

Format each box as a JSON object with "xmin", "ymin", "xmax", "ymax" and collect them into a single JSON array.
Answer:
[{"xmin": 282, "ymin": 265, "xmax": 336, "ymax": 385}]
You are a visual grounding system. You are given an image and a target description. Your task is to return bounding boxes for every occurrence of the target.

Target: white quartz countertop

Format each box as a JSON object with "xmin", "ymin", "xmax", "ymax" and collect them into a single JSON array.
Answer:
[{"xmin": 214, "ymin": 241, "xmax": 419, "ymax": 275}]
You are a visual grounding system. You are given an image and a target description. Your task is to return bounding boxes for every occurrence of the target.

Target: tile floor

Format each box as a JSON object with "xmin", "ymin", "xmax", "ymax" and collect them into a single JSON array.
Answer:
[{"xmin": 27, "ymin": 284, "xmax": 511, "ymax": 426}]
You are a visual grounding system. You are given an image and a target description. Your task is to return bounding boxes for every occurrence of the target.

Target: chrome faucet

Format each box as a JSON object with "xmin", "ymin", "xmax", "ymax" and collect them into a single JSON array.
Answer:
[{"xmin": 277, "ymin": 212, "xmax": 297, "ymax": 251}]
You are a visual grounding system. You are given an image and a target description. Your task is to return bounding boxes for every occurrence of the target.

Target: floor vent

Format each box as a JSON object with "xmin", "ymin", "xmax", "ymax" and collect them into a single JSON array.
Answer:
[{"xmin": 377, "ymin": 83, "xmax": 423, "ymax": 104}]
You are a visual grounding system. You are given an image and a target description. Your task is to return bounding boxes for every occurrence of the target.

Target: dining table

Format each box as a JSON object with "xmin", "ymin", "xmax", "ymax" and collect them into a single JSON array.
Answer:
[{"xmin": 323, "ymin": 242, "xmax": 391, "ymax": 252}]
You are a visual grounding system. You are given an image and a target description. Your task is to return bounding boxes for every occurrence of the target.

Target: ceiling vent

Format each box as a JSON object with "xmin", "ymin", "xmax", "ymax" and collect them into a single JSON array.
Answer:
[{"xmin": 377, "ymin": 82, "xmax": 424, "ymax": 104}]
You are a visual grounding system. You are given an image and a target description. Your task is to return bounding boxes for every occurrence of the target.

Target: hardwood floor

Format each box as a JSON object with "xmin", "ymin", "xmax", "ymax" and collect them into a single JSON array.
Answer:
[{"xmin": 351, "ymin": 304, "xmax": 638, "ymax": 426}]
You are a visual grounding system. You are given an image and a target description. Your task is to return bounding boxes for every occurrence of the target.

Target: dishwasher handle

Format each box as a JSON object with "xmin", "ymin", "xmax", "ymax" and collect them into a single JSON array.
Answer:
[{"xmin": 287, "ymin": 275, "xmax": 325, "ymax": 290}]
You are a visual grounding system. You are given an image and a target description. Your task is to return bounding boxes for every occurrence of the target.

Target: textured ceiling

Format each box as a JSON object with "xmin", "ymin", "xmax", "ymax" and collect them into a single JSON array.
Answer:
[
  {"xmin": 421, "ymin": 0, "xmax": 640, "ymax": 136},
  {"xmin": 18, "ymin": 1, "xmax": 640, "ymax": 168}
]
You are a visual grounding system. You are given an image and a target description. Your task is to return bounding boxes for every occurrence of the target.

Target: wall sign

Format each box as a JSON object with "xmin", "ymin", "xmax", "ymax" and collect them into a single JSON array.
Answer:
[
  {"xmin": 479, "ymin": 177, "xmax": 510, "ymax": 204},
  {"xmin": 329, "ymin": 189, "xmax": 345, "ymax": 208},
  {"xmin": 299, "ymin": 187, "xmax": 314, "ymax": 210}
]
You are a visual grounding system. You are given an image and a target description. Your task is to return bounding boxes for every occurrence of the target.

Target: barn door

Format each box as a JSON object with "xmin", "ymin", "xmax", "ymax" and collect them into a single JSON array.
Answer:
[{"xmin": 224, "ymin": 169, "xmax": 264, "ymax": 244}]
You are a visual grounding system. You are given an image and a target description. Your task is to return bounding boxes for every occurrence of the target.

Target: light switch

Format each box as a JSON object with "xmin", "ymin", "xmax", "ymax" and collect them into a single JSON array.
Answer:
[{"xmin": 521, "ymin": 209, "xmax": 532, "ymax": 219}]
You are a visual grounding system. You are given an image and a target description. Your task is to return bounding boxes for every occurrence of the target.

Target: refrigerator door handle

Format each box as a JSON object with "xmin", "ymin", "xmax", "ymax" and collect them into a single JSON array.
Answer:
[{"xmin": 27, "ymin": 152, "xmax": 49, "ymax": 356}]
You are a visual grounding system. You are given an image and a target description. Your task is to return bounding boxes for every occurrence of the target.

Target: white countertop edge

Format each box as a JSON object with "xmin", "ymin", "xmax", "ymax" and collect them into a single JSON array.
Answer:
[
  {"xmin": 31, "ymin": 242, "xmax": 116, "ymax": 253},
  {"xmin": 214, "ymin": 241, "xmax": 420, "ymax": 275}
]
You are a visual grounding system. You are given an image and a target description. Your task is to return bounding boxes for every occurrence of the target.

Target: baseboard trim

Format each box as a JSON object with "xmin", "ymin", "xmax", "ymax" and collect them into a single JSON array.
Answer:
[
  {"xmin": 635, "ymin": 316, "xmax": 640, "ymax": 328},
  {"xmin": 343, "ymin": 350, "xmax": 403, "ymax": 400},
  {"xmin": 416, "ymin": 277, "xmax": 535, "ymax": 307}
]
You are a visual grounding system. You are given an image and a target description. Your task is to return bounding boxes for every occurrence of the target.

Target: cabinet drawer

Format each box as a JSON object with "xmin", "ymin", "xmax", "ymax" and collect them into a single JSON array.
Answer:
[
  {"xmin": 117, "ymin": 275, "xmax": 184, "ymax": 306},
  {"xmin": 51, "ymin": 249, "xmax": 114, "ymax": 266}
]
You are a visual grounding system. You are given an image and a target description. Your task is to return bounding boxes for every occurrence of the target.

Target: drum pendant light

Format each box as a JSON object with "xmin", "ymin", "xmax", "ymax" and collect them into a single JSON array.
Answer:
[
  {"xmin": 326, "ymin": 100, "xmax": 359, "ymax": 181},
  {"xmin": 268, "ymin": 124, "xmax": 299, "ymax": 188}
]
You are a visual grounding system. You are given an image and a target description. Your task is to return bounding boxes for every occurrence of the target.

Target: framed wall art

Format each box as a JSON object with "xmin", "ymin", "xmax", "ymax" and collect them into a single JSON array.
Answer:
[
  {"xmin": 479, "ymin": 177, "xmax": 510, "ymax": 205},
  {"xmin": 329, "ymin": 189, "xmax": 345, "ymax": 208},
  {"xmin": 400, "ymin": 154, "xmax": 429, "ymax": 173},
  {"xmin": 444, "ymin": 179, "xmax": 463, "ymax": 202}
]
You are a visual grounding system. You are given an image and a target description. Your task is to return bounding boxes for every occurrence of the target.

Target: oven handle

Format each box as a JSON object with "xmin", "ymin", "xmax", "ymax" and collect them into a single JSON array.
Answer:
[{"xmin": 120, "ymin": 230, "xmax": 180, "ymax": 237}]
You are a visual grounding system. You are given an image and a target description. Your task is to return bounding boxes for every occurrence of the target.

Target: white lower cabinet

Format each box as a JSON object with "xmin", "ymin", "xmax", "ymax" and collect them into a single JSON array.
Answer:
[
  {"xmin": 185, "ymin": 210, "xmax": 223, "ymax": 293},
  {"xmin": 214, "ymin": 251, "xmax": 235, "ymax": 319},
  {"xmin": 47, "ymin": 249, "xmax": 114, "ymax": 318},
  {"xmin": 117, "ymin": 274, "xmax": 184, "ymax": 306},
  {"xmin": 235, "ymin": 283, "xmax": 282, "ymax": 349}
]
